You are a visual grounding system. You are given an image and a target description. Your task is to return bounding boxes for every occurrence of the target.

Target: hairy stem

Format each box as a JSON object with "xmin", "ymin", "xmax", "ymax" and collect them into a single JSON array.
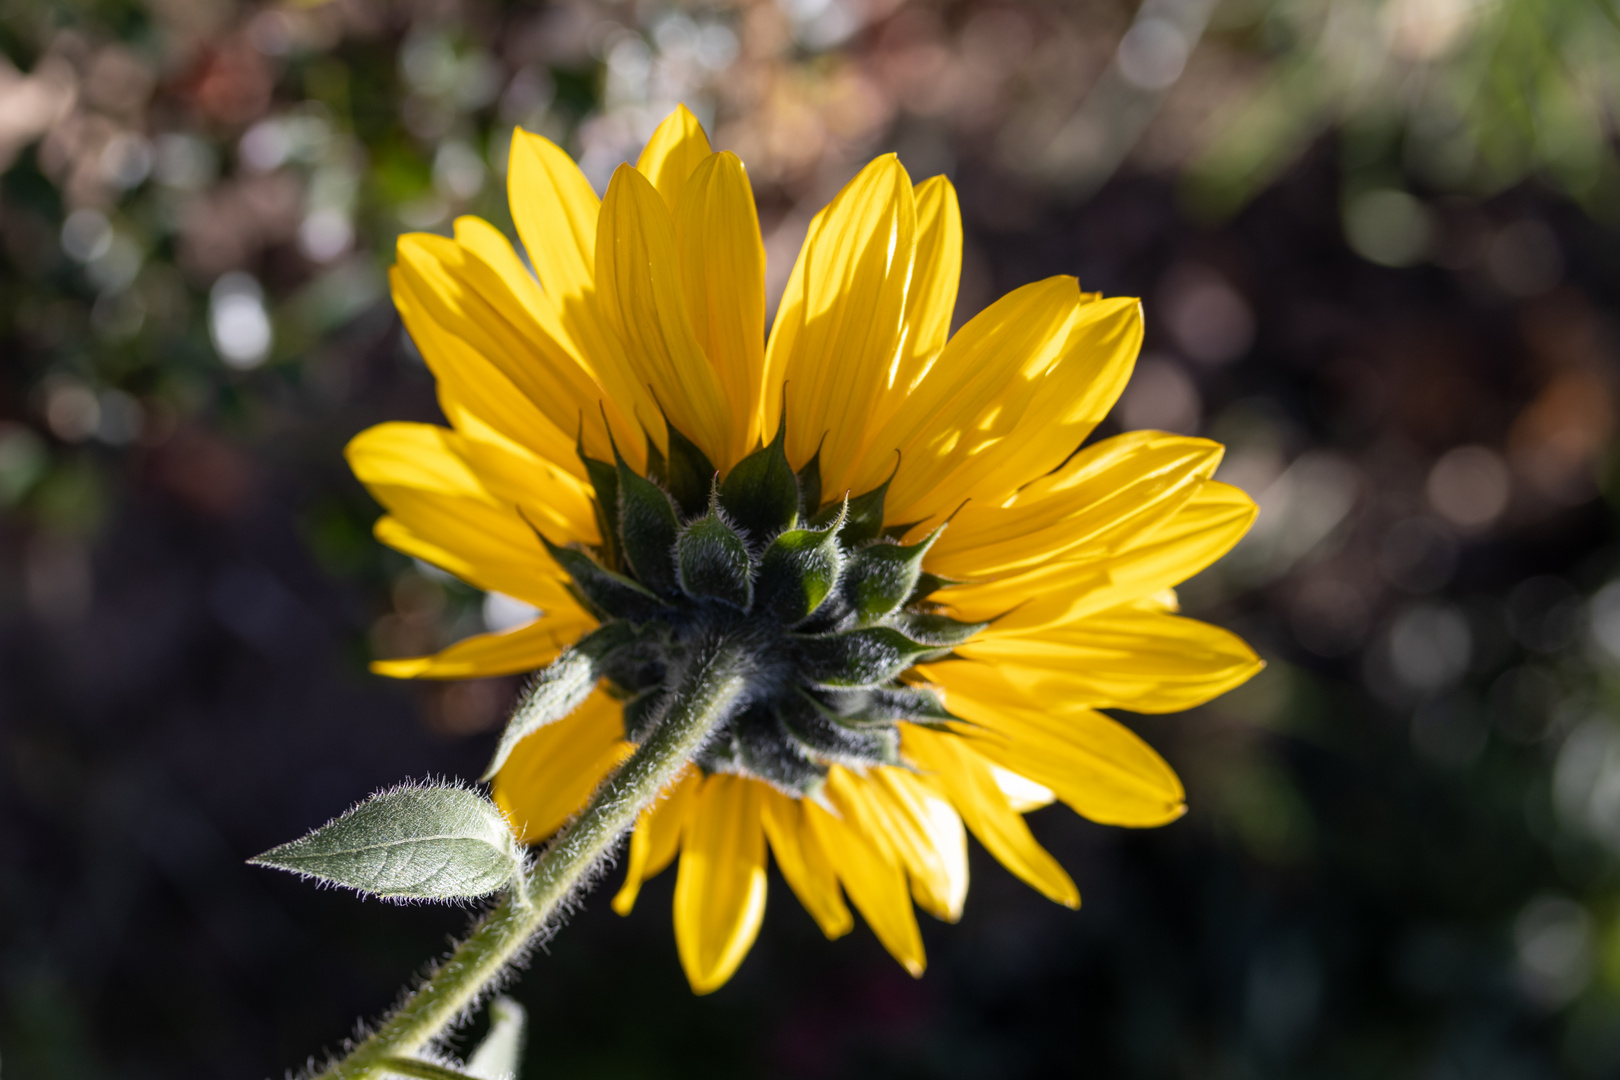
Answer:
[{"xmin": 313, "ymin": 639, "xmax": 747, "ymax": 1079}]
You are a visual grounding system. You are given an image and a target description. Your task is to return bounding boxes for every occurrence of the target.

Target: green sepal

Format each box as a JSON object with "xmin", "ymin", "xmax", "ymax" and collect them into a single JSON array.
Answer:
[
  {"xmin": 643, "ymin": 424, "xmax": 669, "ymax": 486},
  {"xmin": 615, "ymin": 452, "xmax": 680, "ymax": 596},
  {"xmin": 482, "ymin": 620, "xmax": 643, "ymax": 779},
  {"xmin": 810, "ymin": 463, "xmax": 894, "ymax": 547},
  {"xmin": 663, "ymin": 422, "xmax": 717, "ymax": 519},
  {"xmin": 908, "ymin": 572, "xmax": 958, "ymax": 604},
  {"xmin": 621, "ymin": 687, "xmax": 666, "ymax": 743},
  {"xmin": 840, "ymin": 526, "xmax": 944, "ymax": 625},
  {"xmin": 577, "ymin": 438, "xmax": 622, "ymax": 572},
  {"xmin": 719, "ymin": 420, "xmax": 799, "ymax": 543},
  {"xmin": 734, "ymin": 702, "xmax": 828, "ymax": 796},
  {"xmin": 538, "ymin": 534, "xmax": 669, "ymax": 622},
  {"xmin": 815, "ymin": 685, "xmax": 957, "ymax": 727},
  {"xmin": 792, "ymin": 626, "xmax": 938, "ymax": 688},
  {"xmin": 891, "ymin": 612, "xmax": 989, "ymax": 648},
  {"xmin": 677, "ymin": 496, "xmax": 755, "ymax": 610},
  {"xmin": 780, "ymin": 691, "xmax": 902, "ymax": 767},
  {"xmin": 796, "ymin": 445, "xmax": 822, "ymax": 522},
  {"xmin": 756, "ymin": 500, "xmax": 846, "ymax": 624}
]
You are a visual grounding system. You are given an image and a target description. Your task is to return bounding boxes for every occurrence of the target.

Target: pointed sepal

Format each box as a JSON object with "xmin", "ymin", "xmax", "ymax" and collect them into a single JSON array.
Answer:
[
  {"xmin": 676, "ymin": 495, "xmax": 754, "ymax": 610},
  {"xmin": 793, "ymin": 626, "xmax": 940, "ymax": 688},
  {"xmin": 538, "ymin": 533, "xmax": 669, "ymax": 622},
  {"xmin": 615, "ymin": 452, "xmax": 680, "ymax": 596},
  {"xmin": 719, "ymin": 420, "xmax": 799, "ymax": 543},
  {"xmin": 576, "ymin": 439, "xmax": 622, "ymax": 572},
  {"xmin": 891, "ymin": 612, "xmax": 989, "ymax": 648},
  {"xmin": 815, "ymin": 685, "xmax": 957, "ymax": 728},
  {"xmin": 840, "ymin": 526, "xmax": 943, "ymax": 625},
  {"xmin": 663, "ymin": 422, "xmax": 717, "ymax": 519},
  {"xmin": 734, "ymin": 702, "xmax": 828, "ymax": 797},
  {"xmin": 756, "ymin": 499, "xmax": 847, "ymax": 624},
  {"xmin": 779, "ymin": 691, "xmax": 902, "ymax": 768}
]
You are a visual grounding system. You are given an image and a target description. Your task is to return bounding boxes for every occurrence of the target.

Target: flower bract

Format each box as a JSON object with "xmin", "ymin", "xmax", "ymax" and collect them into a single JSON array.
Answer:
[{"xmin": 346, "ymin": 105, "xmax": 1262, "ymax": 994}]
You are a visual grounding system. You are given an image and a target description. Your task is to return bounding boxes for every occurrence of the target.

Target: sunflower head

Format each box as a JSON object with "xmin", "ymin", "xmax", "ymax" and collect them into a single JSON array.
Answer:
[{"xmin": 349, "ymin": 103, "xmax": 1264, "ymax": 995}]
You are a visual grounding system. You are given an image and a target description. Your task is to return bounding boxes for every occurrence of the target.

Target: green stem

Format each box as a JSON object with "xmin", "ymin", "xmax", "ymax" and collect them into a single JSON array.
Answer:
[{"xmin": 313, "ymin": 639, "xmax": 746, "ymax": 1080}]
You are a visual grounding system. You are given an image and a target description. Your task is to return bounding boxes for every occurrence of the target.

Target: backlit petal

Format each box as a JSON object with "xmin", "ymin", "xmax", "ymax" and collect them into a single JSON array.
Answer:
[
  {"xmin": 371, "ymin": 514, "xmax": 571, "ymax": 612},
  {"xmin": 636, "ymin": 104, "xmax": 713, "ymax": 210},
  {"xmin": 956, "ymin": 606, "xmax": 1263, "ymax": 714},
  {"xmin": 759, "ymin": 787, "xmax": 853, "ymax": 939},
  {"xmin": 870, "ymin": 176, "xmax": 961, "ymax": 433},
  {"xmin": 923, "ymin": 432, "xmax": 1223, "ymax": 578},
  {"xmin": 859, "ymin": 281, "xmax": 1141, "ymax": 525},
  {"xmin": 920, "ymin": 661, "xmax": 1187, "ymax": 826},
  {"xmin": 612, "ymin": 766, "xmax": 699, "ymax": 915},
  {"xmin": 763, "ymin": 155, "xmax": 918, "ymax": 491},
  {"xmin": 675, "ymin": 152, "xmax": 766, "ymax": 462},
  {"xmin": 674, "ymin": 774, "xmax": 768, "ymax": 994},
  {"xmin": 805, "ymin": 797, "xmax": 926, "ymax": 977},
  {"xmin": 865, "ymin": 768, "xmax": 969, "ymax": 922},
  {"xmin": 371, "ymin": 612, "xmax": 593, "ymax": 679},
  {"xmin": 493, "ymin": 691, "xmax": 633, "ymax": 842},
  {"xmin": 596, "ymin": 164, "xmax": 735, "ymax": 468},
  {"xmin": 901, "ymin": 725, "xmax": 1079, "ymax": 907}
]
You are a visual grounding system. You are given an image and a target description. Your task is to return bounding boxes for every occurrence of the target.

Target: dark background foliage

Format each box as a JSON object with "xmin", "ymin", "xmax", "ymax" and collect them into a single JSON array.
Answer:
[{"xmin": 5, "ymin": 0, "xmax": 1620, "ymax": 1076}]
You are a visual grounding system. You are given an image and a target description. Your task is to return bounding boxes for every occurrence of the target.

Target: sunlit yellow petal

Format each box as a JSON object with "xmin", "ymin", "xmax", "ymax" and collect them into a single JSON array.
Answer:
[
  {"xmin": 957, "ymin": 606, "xmax": 1263, "ymax": 714},
  {"xmin": 371, "ymin": 514, "xmax": 569, "ymax": 613},
  {"xmin": 763, "ymin": 155, "xmax": 918, "ymax": 490},
  {"xmin": 612, "ymin": 766, "xmax": 699, "ymax": 915},
  {"xmin": 372, "ymin": 612, "xmax": 593, "ymax": 679},
  {"xmin": 804, "ymin": 798, "xmax": 926, "ymax": 977},
  {"xmin": 870, "ymin": 175, "xmax": 961, "ymax": 434},
  {"xmin": 920, "ymin": 661, "xmax": 1186, "ymax": 826},
  {"xmin": 859, "ymin": 282, "xmax": 1141, "ymax": 525},
  {"xmin": 675, "ymin": 152, "xmax": 766, "ymax": 463},
  {"xmin": 759, "ymin": 786, "xmax": 853, "ymax": 939},
  {"xmin": 507, "ymin": 127, "xmax": 599, "ymax": 313},
  {"xmin": 924, "ymin": 432, "xmax": 1223, "ymax": 578},
  {"xmin": 866, "ymin": 768, "xmax": 969, "ymax": 922},
  {"xmin": 636, "ymin": 104, "xmax": 713, "ymax": 210},
  {"xmin": 900, "ymin": 725, "xmax": 1078, "ymax": 907},
  {"xmin": 493, "ymin": 691, "xmax": 633, "ymax": 842},
  {"xmin": 939, "ymin": 480, "xmax": 1256, "ymax": 627},
  {"xmin": 674, "ymin": 774, "xmax": 768, "ymax": 994},
  {"xmin": 596, "ymin": 164, "xmax": 735, "ymax": 469}
]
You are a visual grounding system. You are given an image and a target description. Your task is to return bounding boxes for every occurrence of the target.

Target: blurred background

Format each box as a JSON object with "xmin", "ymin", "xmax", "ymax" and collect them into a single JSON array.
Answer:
[{"xmin": 4, "ymin": 0, "xmax": 1620, "ymax": 1075}]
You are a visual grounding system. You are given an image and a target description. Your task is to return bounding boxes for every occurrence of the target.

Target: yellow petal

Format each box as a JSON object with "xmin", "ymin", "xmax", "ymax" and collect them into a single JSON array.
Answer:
[
  {"xmin": 990, "ymin": 765, "xmax": 1057, "ymax": 812},
  {"xmin": 674, "ymin": 774, "xmax": 768, "ymax": 994},
  {"xmin": 900, "ymin": 725, "xmax": 1078, "ymax": 907},
  {"xmin": 675, "ymin": 152, "xmax": 766, "ymax": 463},
  {"xmin": 395, "ymin": 233, "xmax": 617, "ymax": 464},
  {"xmin": 763, "ymin": 155, "xmax": 918, "ymax": 490},
  {"xmin": 612, "ymin": 766, "xmax": 699, "ymax": 915},
  {"xmin": 371, "ymin": 513, "xmax": 571, "ymax": 613},
  {"xmin": 938, "ymin": 480, "xmax": 1257, "ymax": 628},
  {"xmin": 805, "ymin": 797, "xmax": 926, "ymax": 977},
  {"xmin": 506, "ymin": 130, "xmax": 659, "ymax": 467},
  {"xmin": 956, "ymin": 606, "xmax": 1263, "ymax": 714},
  {"xmin": 392, "ymin": 267, "xmax": 580, "ymax": 476},
  {"xmin": 920, "ymin": 661, "xmax": 1186, "ymax": 826},
  {"xmin": 493, "ymin": 691, "xmax": 633, "ymax": 843},
  {"xmin": 857, "ymin": 281, "xmax": 1142, "ymax": 526},
  {"xmin": 870, "ymin": 175, "xmax": 961, "ymax": 433},
  {"xmin": 372, "ymin": 613, "xmax": 593, "ymax": 679},
  {"xmin": 443, "ymin": 423, "xmax": 601, "ymax": 547},
  {"xmin": 924, "ymin": 432, "xmax": 1223, "ymax": 578},
  {"xmin": 596, "ymin": 164, "xmax": 735, "ymax": 469},
  {"xmin": 636, "ymin": 104, "xmax": 713, "ymax": 211},
  {"xmin": 759, "ymin": 786, "xmax": 853, "ymax": 939},
  {"xmin": 866, "ymin": 768, "xmax": 969, "ymax": 923},
  {"xmin": 507, "ymin": 127, "xmax": 599, "ymax": 314}
]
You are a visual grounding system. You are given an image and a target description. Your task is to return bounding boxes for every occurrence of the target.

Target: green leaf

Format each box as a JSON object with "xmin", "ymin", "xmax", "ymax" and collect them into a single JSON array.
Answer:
[
  {"xmin": 677, "ymin": 496, "xmax": 755, "ymax": 610},
  {"xmin": 615, "ymin": 454, "xmax": 680, "ymax": 595},
  {"xmin": 756, "ymin": 500, "xmax": 846, "ymax": 624},
  {"xmin": 538, "ymin": 534, "xmax": 668, "ymax": 622},
  {"xmin": 482, "ymin": 622, "xmax": 640, "ymax": 780},
  {"xmin": 792, "ymin": 626, "xmax": 938, "ymax": 688},
  {"xmin": 719, "ymin": 421, "xmax": 799, "ymax": 543},
  {"xmin": 663, "ymin": 422, "xmax": 717, "ymax": 519},
  {"xmin": 466, "ymin": 996, "xmax": 527, "ymax": 1080},
  {"xmin": 840, "ymin": 526, "xmax": 943, "ymax": 625},
  {"xmin": 249, "ymin": 785, "xmax": 522, "ymax": 901}
]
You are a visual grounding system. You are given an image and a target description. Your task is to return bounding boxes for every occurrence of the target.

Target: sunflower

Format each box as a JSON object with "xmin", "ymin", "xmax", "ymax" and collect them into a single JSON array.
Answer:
[{"xmin": 346, "ymin": 105, "xmax": 1261, "ymax": 994}]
